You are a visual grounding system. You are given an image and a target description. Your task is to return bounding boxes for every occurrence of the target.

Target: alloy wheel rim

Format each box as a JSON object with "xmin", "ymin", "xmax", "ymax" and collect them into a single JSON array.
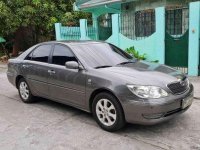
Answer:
[
  {"xmin": 19, "ymin": 81, "xmax": 29, "ymax": 100},
  {"xmin": 96, "ymin": 99, "xmax": 117, "ymax": 126}
]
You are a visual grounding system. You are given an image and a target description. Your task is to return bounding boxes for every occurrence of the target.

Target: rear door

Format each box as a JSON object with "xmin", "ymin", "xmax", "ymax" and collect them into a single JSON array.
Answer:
[
  {"xmin": 23, "ymin": 44, "xmax": 52, "ymax": 97},
  {"xmin": 48, "ymin": 44, "xmax": 86, "ymax": 106}
]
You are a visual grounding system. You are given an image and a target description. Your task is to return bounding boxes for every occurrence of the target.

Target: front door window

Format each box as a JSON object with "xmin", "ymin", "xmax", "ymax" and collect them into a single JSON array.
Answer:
[{"xmin": 52, "ymin": 45, "xmax": 77, "ymax": 66}]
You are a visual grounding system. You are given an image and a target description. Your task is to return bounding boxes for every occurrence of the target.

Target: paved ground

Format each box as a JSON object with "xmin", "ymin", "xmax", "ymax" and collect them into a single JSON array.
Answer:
[{"xmin": 0, "ymin": 64, "xmax": 200, "ymax": 150}]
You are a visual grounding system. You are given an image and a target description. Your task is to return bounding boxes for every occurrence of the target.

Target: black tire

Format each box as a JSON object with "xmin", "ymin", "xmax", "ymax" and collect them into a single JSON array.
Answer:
[
  {"xmin": 92, "ymin": 92, "xmax": 126, "ymax": 132},
  {"xmin": 17, "ymin": 78, "xmax": 35, "ymax": 103}
]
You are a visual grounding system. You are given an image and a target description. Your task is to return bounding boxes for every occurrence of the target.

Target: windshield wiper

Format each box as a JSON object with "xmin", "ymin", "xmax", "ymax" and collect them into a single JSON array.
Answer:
[
  {"xmin": 95, "ymin": 65, "xmax": 112, "ymax": 69},
  {"xmin": 117, "ymin": 60, "xmax": 137, "ymax": 65}
]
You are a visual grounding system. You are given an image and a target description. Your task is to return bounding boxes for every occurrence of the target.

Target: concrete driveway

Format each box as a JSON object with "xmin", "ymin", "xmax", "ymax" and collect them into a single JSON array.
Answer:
[{"xmin": 0, "ymin": 66, "xmax": 200, "ymax": 150}]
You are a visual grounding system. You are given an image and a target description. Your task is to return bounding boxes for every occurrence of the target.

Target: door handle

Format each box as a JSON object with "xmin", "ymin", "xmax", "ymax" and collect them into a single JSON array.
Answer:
[
  {"xmin": 22, "ymin": 65, "xmax": 27, "ymax": 68},
  {"xmin": 48, "ymin": 70, "xmax": 56, "ymax": 74},
  {"xmin": 22, "ymin": 64, "xmax": 32, "ymax": 68}
]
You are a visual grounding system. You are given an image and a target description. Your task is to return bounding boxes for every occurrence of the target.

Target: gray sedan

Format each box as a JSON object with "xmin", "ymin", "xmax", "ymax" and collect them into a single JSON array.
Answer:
[{"xmin": 7, "ymin": 41, "xmax": 194, "ymax": 132}]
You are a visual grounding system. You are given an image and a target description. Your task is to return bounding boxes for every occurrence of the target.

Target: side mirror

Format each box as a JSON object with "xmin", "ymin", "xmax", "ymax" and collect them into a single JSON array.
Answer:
[{"xmin": 65, "ymin": 61, "xmax": 83, "ymax": 70}]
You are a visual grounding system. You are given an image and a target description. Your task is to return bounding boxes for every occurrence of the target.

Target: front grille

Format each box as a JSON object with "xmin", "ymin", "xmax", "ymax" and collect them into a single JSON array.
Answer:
[{"xmin": 167, "ymin": 78, "xmax": 189, "ymax": 94}]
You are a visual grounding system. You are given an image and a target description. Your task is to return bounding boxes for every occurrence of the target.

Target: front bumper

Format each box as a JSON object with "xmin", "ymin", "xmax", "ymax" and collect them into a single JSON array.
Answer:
[{"xmin": 121, "ymin": 84, "xmax": 194, "ymax": 125}]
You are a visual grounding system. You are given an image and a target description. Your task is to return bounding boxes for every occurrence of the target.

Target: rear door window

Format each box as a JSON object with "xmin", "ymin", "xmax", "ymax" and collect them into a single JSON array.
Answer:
[{"xmin": 26, "ymin": 45, "xmax": 52, "ymax": 63}]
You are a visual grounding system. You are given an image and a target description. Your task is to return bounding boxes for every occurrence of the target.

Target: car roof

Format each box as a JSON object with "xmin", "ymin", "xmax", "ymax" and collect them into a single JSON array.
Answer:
[
  {"xmin": 17, "ymin": 40, "xmax": 108, "ymax": 61},
  {"xmin": 40, "ymin": 40, "xmax": 107, "ymax": 46}
]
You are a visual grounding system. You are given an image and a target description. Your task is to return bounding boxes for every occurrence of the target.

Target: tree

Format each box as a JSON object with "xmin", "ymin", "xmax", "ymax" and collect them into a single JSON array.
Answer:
[
  {"xmin": 61, "ymin": 11, "xmax": 91, "ymax": 26},
  {"xmin": 0, "ymin": 0, "xmax": 90, "ymax": 56}
]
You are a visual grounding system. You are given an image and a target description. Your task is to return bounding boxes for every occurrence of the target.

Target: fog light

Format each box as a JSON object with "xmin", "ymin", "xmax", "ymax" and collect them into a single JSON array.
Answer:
[{"xmin": 143, "ymin": 113, "xmax": 164, "ymax": 119}]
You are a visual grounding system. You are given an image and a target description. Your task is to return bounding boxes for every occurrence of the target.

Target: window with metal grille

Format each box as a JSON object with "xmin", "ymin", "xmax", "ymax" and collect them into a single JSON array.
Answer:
[
  {"xmin": 120, "ymin": 9, "xmax": 155, "ymax": 40},
  {"xmin": 120, "ymin": 10, "xmax": 135, "ymax": 39},
  {"xmin": 166, "ymin": 7, "xmax": 189, "ymax": 36},
  {"xmin": 135, "ymin": 10, "xmax": 155, "ymax": 37},
  {"xmin": 166, "ymin": 9, "xmax": 182, "ymax": 35}
]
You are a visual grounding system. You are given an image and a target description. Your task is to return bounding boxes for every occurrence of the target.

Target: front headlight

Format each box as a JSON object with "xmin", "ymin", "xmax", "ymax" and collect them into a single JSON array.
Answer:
[{"xmin": 127, "ymin": 85, "xmax": 168, "ymax": 99}]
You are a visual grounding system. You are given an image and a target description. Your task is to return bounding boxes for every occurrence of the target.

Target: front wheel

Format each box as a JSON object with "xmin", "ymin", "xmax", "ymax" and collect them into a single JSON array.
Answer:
[
  {"xmin": 18, "ymin": 78, "xmax": 35, "ymax": 103},
  {"xmin": 92, "ymin": 92, "xmax": 125, "ymax": 132}
]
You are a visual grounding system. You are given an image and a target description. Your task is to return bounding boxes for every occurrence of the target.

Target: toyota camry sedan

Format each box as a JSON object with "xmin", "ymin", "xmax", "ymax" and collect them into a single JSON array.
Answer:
[{"xmin": 7, "ymin": 41, "xmax": 194, "ymax": 131}]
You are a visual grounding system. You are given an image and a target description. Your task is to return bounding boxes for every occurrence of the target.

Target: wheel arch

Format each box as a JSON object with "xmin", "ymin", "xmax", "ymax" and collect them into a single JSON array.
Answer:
[
  {"xmin": 15, "ymin": 75, "xmax": 24, "ymax": 89},
  {"xmin": 89, "ymin": 88, "xmax": 124, "ymax": 115}
]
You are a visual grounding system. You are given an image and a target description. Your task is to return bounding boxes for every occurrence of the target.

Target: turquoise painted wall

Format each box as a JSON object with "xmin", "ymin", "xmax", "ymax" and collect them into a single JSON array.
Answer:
[
  {"xmin": 107, "ymin": 7, "xmax": 165, "ymax": 63},
  {"xmin": 118, "ymin": 33, "xmax": 160, "ymax": 62},
  {"xmin": 55, "ymin": 23, "xmax": 62, "ymax": 41},
  {"xmin": 80, "ymin": 19, "xmax": 87, "ymax": 40},
  {"xmin": 188, "ymin": 1, "xmax": 200, "ymax": 76},
  {"xmin": 107, "ymin": 33, "xmax": 161, "ymax": 62}
]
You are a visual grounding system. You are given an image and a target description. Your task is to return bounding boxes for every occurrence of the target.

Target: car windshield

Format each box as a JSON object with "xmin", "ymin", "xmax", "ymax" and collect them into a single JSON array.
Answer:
[{"xmin": 72, "ymin": 43, "xmax": 135, "ymax": 68}]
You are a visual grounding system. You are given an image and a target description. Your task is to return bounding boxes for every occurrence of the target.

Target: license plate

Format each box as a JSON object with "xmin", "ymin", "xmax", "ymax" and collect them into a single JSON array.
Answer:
[{"xmin": 182, "ymin": 95, "xmax": 193, "ymax": 109}]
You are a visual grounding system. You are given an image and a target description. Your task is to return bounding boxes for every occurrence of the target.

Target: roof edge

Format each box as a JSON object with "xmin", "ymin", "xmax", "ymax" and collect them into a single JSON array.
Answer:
[{"xmin": 79, "ymin": 0, "xmax": 123, "ymax": 9}]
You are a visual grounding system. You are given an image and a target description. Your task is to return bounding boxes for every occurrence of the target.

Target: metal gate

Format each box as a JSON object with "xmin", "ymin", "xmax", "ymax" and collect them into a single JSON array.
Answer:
[
  {"xmin": 98, "ymin": 14, "xmax": 112, "ymax": 41},
  {"xmin": 165, "ymin": 7, "xmax": 189, "ymax": 74}
]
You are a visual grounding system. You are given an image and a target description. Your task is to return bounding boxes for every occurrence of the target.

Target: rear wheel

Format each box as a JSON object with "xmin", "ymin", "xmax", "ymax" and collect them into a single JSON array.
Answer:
[
  {"xmin": 92, "ymin": 92, "xmax": 125, "ymax": 132},
  {"xmin": 18, "ymin": 78, "xmax": 35, "ymax": 103}
]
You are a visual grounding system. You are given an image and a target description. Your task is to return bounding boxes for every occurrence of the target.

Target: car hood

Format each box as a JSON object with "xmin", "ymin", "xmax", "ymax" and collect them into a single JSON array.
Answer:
[{"xmin": 99, "ymin": 61, "xmax": 185, "ymax": 87}]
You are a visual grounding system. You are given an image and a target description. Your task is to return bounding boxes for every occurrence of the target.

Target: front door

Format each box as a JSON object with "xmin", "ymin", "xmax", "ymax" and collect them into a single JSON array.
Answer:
[
  {"xmin": 23, "ymin": 44, "xmax": 52, "ymax": 97},
  {"xmin": 165, "ymin": 7, "xmax": 189, "ymax": 74},
  {"xmin": 48, "ymin": 44, "xmax": 86, "ymax": 107}
]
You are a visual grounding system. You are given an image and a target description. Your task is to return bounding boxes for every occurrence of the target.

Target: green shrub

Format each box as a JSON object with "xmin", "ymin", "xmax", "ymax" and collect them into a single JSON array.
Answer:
[
  {"xmin": 125, "ymin": 46, "xmax": 147, "ymax": 60},
  {"xmin": 151, "ymin": 60, "xmax": 159, "ymax": 63}
]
